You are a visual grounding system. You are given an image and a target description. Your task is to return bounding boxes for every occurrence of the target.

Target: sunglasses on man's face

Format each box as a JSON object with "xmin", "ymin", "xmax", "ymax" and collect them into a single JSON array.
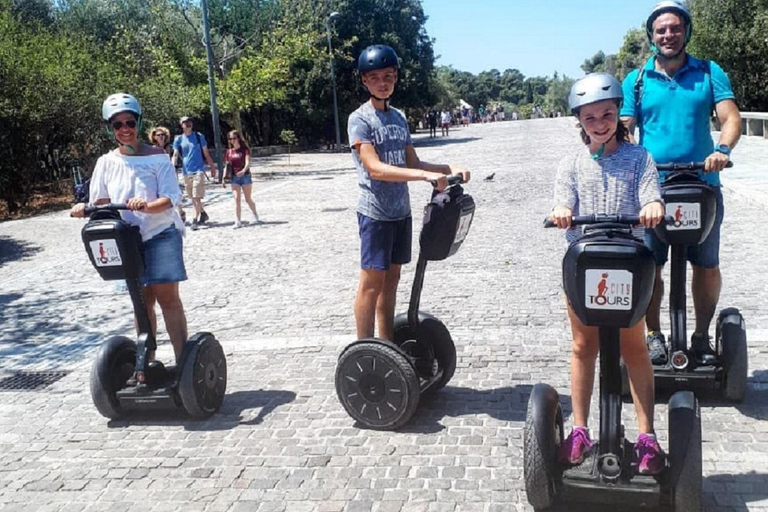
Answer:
[{"xmin": 111, "ymin": 119, "xmax": 137, "ymax": 131}]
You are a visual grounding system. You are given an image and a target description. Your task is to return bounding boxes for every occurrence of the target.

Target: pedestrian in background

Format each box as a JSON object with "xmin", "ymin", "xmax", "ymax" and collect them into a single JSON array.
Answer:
[
  {"xmin": 172, "ymin": 117, "xmax": 215, "ymax": 230},
  {"xmin": 225, "ymin": 129, "xmax": 260, "ymax": 229}
]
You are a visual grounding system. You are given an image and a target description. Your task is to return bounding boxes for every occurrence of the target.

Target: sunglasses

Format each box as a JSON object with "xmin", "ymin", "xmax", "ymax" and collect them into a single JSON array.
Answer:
[
  {"xmin": 111, "ymin": 119, "xmax": 137, "ymax": 130},
  {"xmin": 228, "ymin": 137, "xmax": 239, "ymax": 140},
  {"xmin": 154, "ymin": 133, "xmax": 167, "ymax": 138}
]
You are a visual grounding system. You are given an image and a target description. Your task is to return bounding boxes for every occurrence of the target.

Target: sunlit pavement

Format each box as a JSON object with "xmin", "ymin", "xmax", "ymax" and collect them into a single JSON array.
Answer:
[{"xmin": 1, "ymin": 118, "xmax": 766, "ymax": 511}]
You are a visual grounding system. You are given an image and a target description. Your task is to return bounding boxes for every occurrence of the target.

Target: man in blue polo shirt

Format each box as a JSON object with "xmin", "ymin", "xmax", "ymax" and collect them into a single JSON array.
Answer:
[{"xmin": 620, "ymin": 1, "xmax": 742, "ymax": 366}]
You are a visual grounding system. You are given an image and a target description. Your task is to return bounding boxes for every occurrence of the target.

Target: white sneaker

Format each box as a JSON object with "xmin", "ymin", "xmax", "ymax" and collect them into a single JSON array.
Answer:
[
  {"xmin": 233, "ymin": 221, "xmax": 243, "ymax": 229},
  {"xmin": 253, "ymin": 213, "xmax": 261, "ymax": 224}
]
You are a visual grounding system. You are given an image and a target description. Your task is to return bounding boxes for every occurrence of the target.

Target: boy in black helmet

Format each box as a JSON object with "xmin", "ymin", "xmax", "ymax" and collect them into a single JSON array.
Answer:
[{"xmin": 348, "ymin": 44, "xmax": 471, "ymax": 342}]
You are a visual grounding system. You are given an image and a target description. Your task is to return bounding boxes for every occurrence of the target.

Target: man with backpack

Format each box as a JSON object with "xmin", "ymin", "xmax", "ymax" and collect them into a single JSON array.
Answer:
[
  {"xmin": 172, "ymin": 116, "xmax": 216, "ymax": 230},
  {"xmin": 620, "ymin": 1, "xmax": 742, "ymax": 366}
]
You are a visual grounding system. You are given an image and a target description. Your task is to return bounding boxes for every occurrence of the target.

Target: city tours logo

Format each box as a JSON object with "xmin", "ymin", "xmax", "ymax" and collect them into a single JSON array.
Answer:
[
  {"xmin": 667, "ymin": 202, "xmax": 700, "ymax": 231},
  {"xmin": 89, "ymin": 239, "xmax": 123, "ymax": 267},
  {"xmin": 585, "ymin": 269, "xmax": 633, "ymax": 310}
]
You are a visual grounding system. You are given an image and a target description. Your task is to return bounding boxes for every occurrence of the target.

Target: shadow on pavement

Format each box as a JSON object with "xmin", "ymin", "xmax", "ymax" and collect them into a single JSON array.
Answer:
[
  {"xmin": 678, "ymin": 370, "xmax": 768, "ymax": 419},
  {"xmin": 394, "ymin": 384, "xmax": 572, "ymax": 434},
  {"xmin": 106, "ymin": 389, "xmax": 297, "ymax": 431},
  {"xmin": 0, "ymin": 235, "xmax": 42, "ymax": 266},
  {"xmin": 199, "ymin": 220, "xmax": 289, "ymax": 229},
  {"xmin": 412, "ymin": 136, "xmax": 481, "ymax": 149}
]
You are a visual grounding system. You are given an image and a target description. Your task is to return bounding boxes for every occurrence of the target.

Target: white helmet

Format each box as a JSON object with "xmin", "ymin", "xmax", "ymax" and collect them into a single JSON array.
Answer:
[
  {"xmin": 646, "ymin": 1, "xmax": 692, "ymax": 44},
  {"xmin": 102, "ymin": 93, "xmax": 142, "ymax": 122},
  {"xmin": 568, "ymin": 73, "xmax": 623, "ymax": 114}
]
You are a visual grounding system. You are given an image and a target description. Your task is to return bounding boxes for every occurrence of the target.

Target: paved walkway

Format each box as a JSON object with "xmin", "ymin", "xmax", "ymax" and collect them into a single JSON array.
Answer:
[{"xmin": 0, "ymin": 119, "xmax": 766, "ymax": 511}]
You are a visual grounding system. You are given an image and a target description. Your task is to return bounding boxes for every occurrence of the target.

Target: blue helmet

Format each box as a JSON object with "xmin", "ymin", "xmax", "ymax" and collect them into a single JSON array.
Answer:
[
  {"xmin": 102, "ymin": 93, "xmax": 142, "ymax": 122},
  {"xmin": 357, "ymin": 45, "xmax": 400, "ymax": 74}
]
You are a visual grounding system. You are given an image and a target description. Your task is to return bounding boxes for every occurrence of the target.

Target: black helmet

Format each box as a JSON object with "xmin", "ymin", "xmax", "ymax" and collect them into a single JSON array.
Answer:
[
  {"xmin": 646, "ymin": 1, "xmax": 692, "ymax": 44},
  {"xmin": 357, "ymin": 45, "xmax": 400, "ymax": 74}
]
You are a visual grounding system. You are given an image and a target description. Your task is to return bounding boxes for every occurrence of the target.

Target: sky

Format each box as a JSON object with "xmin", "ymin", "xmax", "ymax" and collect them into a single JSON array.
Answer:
[{"xmin": 421, "ymin": 0, "xmax": 661, "ymax": 79}]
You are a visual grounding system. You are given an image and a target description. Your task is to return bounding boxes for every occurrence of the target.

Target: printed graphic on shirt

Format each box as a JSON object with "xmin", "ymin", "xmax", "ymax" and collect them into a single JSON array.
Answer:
[
  {"xmin": 90, "ymin": 239, "xmax": 122, "ymax": 267},
  {"xmin": 585, "ymin": 269, "xmax": 633, "ymax": 310},
  {"xmin": 666, "ymin": 202, "xmax": 700, "ymax": 231}
]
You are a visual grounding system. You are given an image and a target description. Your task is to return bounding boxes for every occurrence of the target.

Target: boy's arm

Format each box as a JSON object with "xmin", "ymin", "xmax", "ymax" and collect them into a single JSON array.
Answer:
[
  {"xmin": 357, "ymin": 143, "xmax": 445, "ymax": 185},
  {"xmin": 404, "ymin": 145, "xmax": 471, "ymax": 182}
]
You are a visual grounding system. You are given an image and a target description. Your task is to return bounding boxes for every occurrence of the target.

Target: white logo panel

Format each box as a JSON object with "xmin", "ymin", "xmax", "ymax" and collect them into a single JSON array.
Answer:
[
  {"xmin": 666, "ymin": 202, "xmax": 701, "ymax": 231},
  {"xmin": 585, "ymin": 269, "xmax": 633, "ymax": 310},
  {"xmin": 89, "ymin": 239, "xmax": 123, "ymax": 267}
]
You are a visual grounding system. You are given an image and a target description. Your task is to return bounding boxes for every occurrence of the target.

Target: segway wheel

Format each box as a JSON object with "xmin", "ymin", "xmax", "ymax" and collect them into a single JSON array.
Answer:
[
  {"xmin": 393, "ymin": 312, "xmax": 456, "ymax": 394},
  {"xmin": 717, "ymin": 308, "xmax": 748, "ymax": 402},
  {"xmin": 90, "ymin": 336, "xmax": 136, "ymax": 420},
  {"xmin": 524, "ymin": 383, "xmax": 563, "ymax": 510},
  {"xmin": 335, "ymin": 341, "xmax": 420, "ymax": 430},
  {"xmin": 668, "ymin": 391, "xmax": 702, "ymax": 512},
  {"xmin": 178, "ymin": 333, "xmax": 227, "ymax": 419}
]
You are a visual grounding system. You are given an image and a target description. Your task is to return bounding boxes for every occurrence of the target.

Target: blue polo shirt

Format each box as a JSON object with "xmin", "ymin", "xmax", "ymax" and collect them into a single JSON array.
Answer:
[
  {"xmin": 620, "ymin": 55, "xmax": 735, "ymax": 186},
  {"xmin": 173, "ymin": 132, "xmax": 208, "ymax": 175}
]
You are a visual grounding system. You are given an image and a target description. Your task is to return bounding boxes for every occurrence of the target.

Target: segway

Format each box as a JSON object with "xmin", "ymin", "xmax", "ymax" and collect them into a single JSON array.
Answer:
[
  {"xmin": 335, "ymin": 175, "xmax": 475, "ymax": 430},
  {"xmin": 622, "ymin": 162, "xmax": 747, "ymax": 402},
  {"xmin": 80, "ymin": 204, "xmax": 227, "ymax": 419},
  {"xmin": 525, "ymin": 215, "xmax": 701, "ymax": 511}
]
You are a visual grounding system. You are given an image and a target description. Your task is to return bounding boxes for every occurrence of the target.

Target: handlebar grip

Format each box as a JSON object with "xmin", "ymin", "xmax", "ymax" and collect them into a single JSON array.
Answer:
[
  {"xmin": 431, "ymin": 174, "xmax": 464, "ymax": 187},
  {"xmin": 544, "ymin": 214, "xmax": 642, "ymax": 227},
  {"xmin": 656, "ymin": 161, "xmax": 734, "ymax": 171},
  {"xmin": 83, "ymin": 203, "xmax": 129, "ymax": 215}
]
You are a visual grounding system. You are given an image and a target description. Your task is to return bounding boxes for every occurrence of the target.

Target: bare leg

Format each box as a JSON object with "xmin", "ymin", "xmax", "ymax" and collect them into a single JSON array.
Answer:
[
  {"xmin": 566, "ymin": 302, "xmax": 599, "ymax": 428},
  {"xmin": 621, "ymin": 319, "xmax": 655, "ymax": 434},
  {"xmin": 645, "ymin": 266, "xmax": 665, "ymax": 332},
  {"xmin": 192, "ymin": 197, "xmax": 203, "ymax": 218},
  {"xmin": 376, "ymin": 264, "xmax": 401, "ymax": 341},
  {"xmin": 692, "ymin": 265, "xmax": 721, "ymax": 335},
  {"xmin": 355, "ymin": 269, "xmax": 386, "ymax": 339},
  {"xmin": 232, "ymin": 185, "xmax": 242, "ymax": 222},
  {"xmin": 149, "ymin": 282, "xmax": 188, "ymax": 362},
  {"xmin": 242, "ymin": 184, "xmax": 258, "ymax": 216}
]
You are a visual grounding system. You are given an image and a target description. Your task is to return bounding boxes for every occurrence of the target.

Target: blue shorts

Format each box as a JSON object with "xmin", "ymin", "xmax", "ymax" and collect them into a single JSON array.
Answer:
[
  {"xmin": 141, "ymin": 225, "xmax": 188, "ymax": 286},
  {"xmin": 231, "ymin": 172, "xmax": 253, "ymax": 187},
  {"xmin": 358, "ymin": 213, "xmax": 412, "ymax": 271},
  {"xmin": 645, "ymin": 187, "xmax": 724, "ymax": 268}
]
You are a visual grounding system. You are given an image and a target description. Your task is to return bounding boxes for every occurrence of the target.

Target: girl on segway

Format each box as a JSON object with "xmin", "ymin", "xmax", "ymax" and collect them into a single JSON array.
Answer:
[
  {"xmin": 549, "ymin": 73, "xmax": 667, "ymax": 474},
  {"xmin": 72, "ymin": 93, "xmax": 189, "ymax": 363}
]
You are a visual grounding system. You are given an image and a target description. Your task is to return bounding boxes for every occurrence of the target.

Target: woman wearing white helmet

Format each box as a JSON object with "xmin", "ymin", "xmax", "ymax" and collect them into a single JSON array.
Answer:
[
  {"xmin": 72, "ymin": 93, "xmax": 189, "ymax": 363},
  {"xmin": 550, "ymin": 73, "xmax": 667, "ymax": 475}
]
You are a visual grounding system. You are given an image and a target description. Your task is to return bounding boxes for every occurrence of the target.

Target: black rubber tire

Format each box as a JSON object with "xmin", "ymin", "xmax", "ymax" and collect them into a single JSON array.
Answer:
[
  {"xmin": 524, "ymin": 383, "xmax": 563, "ymax": 511},
  {"xmin": 393, "ymin": 312, "xmax": 456, "ymax": 394},
  {"xmin": 335, "ymin": 341, "xmax": 420, "ymax": 430},
  {"xmin": 90, "ymin": 336, "xmax": 136, "ymax": 420},
  {"xmin": 718, "ymin": 308, "xmax": 748, "ymax": 403},
  {"xmin": 669, "ymin": 391, "xmax": 702, "ymax": 512},
  {"xmin": 178, "ymin": 333, "xmax": 227, "ymax": 418}
]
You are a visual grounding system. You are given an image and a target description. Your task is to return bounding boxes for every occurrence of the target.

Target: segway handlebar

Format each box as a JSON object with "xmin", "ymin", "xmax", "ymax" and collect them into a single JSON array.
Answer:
[
  {"xmin": 656, "ymin": 161, "xmax": 733, "ymax": 171},
  {"xmin": 543, "ymin": 214, "xmax": 674, "ymax": 228},
  {"xmin": 82, "ymin": 203, "xmax": 130, "ymax": 215},
  {"xmin": 430, "ymin": 174, "xmax": 464, "ymax": 187}
]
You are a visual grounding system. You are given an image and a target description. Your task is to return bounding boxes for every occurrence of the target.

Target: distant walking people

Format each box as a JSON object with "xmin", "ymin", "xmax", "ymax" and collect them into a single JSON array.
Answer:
[
  {"xmin": 171, "ymin": 117, "xmax": 216, "ymax": 230},
  {"xmin": 427, "ymin": 109, "xmax": 438, "ymax": 138},
  {"xmin": 225, "ymin": 130, "xmax": 260, "ymax": 229},
  {"xmin": 149, "ymin": 126, "xmax": 185, "ymax": 222},
  {"xmin": 440, "ymin": 109, "xmax": 451, "ymax": 136}
]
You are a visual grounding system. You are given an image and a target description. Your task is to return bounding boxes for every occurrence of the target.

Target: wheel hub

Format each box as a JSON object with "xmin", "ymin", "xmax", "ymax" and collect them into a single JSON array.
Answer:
[{"xmin": 359, "ymin": 372, "xmax": 387, "ymax": 403}]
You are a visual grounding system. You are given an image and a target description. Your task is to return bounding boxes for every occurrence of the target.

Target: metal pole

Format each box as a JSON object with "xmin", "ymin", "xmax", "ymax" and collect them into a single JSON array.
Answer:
[
  {"xmin": 201, "ymin": 0, "xmax": 225, "ymax": 182},
  {"xmin": 326, "ymin": 12, "xmax": 342, "ymax": 152}
]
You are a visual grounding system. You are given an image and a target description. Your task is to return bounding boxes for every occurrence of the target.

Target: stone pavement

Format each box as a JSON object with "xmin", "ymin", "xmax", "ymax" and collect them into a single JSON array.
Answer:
[{"xmin": 0, "ymin": 119, "xmax": 766, "ymax": 512}]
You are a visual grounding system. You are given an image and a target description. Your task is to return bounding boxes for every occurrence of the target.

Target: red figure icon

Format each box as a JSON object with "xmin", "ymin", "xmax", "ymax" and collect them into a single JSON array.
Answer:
[
  {"xmin": 98, "ymin": 242, "xmax": 109, "ymax": 264},
  {"xmin": 597, "ymin": 273, "xmax": 609, "ymax": 297},
  {"xmin": 674, "ymin": 205, "xmax": 683, "ymax": 222}
]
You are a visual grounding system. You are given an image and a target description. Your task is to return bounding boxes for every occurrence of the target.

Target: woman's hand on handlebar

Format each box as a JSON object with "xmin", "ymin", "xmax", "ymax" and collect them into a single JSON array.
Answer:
[
  {"xmin": 452, "ymin": 168, "xmax": 471, "ymax": 183},
  {"xmin": 704, "ymin": 151, "xmax": 730, "ymax": 173},
  {"xmin": 126, "ymin": 197, "xmax": 148, "ymax": 211},
  {"xmin": 639, "ymin": 201, "xmax": 665, "ymax": 228},
  {"xmin": 550, "ymin": 206, "xmax": 573, "ymax": 229},
  {"xmin": 70, "ymin": 203, "xmax": 86, "ymax": 218}
]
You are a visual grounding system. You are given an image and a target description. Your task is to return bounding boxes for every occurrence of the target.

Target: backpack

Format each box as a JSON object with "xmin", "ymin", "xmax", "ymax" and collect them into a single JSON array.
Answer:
[{"xmin": 633, "ymin": 59, "xmax": 714, "ymax": 136}]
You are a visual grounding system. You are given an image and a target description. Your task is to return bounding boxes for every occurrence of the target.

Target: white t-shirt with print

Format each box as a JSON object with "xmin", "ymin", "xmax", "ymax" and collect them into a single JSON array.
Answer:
[{"xmin": 89, "ymin": 151, "xmax": 184, "ymax": 241}]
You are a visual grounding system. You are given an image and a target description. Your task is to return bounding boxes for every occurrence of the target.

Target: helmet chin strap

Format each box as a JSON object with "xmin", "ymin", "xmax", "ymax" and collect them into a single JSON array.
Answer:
[{"xmin": 370, "ymin": 94, "xmax": 392, "ymax": 111}]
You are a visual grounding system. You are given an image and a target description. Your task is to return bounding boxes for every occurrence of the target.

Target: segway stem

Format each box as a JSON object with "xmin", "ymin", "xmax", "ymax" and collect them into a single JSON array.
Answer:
[
  {"xmin": 407, "ymin": 254, "xmax": 428, "ymax": 328},
  {"xmin": 126, "ymin": 275, "xmax": 156, "ymax": 376},
  {"xmin": 598, "ymin": 327, "xmax": 623, "ymax": 458},
  {"xmin": 668, "ymin": 246, "xmax": 688, "ymax": 352}
]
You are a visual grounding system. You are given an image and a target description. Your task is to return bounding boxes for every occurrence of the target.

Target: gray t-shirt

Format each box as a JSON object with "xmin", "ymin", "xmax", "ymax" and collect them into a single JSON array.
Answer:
[
  {"xmin": 348, "ymin": 102, "xmax": 412, "ymax": 221},
  {"xmin": 554, "ymin": 142, "xmax": 662, "ymax": 243}
]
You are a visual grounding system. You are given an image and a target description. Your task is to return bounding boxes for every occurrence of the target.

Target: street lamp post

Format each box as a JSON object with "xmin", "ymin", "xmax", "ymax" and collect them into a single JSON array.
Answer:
[
  {"xmin": 201, "ymin": 0, "xmax": 225, "ymax": 182},
  {"xmin": 326, "ymin": 12, "xmax": 342, "ymax": 152}
]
